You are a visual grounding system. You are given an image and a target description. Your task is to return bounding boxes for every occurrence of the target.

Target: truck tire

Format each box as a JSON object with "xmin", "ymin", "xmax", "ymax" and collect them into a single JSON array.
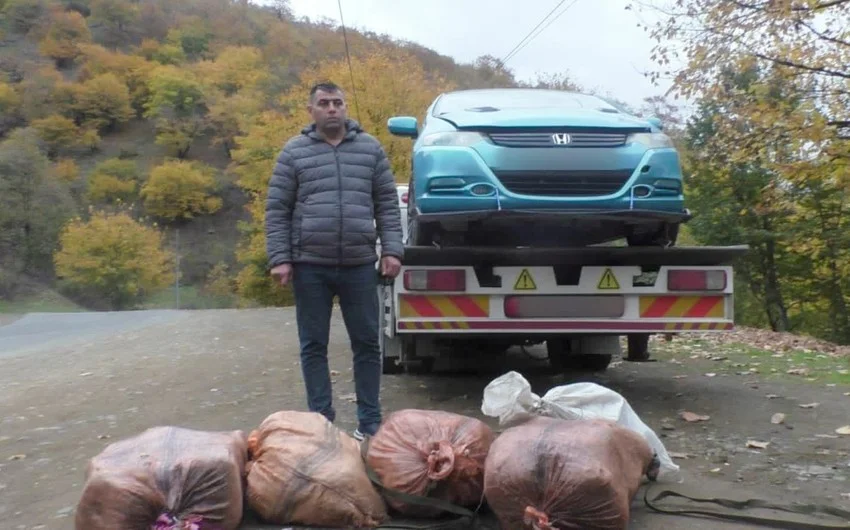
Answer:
[
  {"xmin": 627, "ymin": 222, "xmax": 679, "ymax": 247},
  {"xmin": 626, "ymin": 333, "xmax": 651, "ymax": 362}
]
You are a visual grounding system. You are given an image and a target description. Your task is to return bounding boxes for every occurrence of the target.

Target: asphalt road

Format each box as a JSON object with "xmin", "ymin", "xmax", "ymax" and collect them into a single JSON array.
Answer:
[{"xmin": 1, "ymin": 308, "xmax": 848, "ymax": 529}]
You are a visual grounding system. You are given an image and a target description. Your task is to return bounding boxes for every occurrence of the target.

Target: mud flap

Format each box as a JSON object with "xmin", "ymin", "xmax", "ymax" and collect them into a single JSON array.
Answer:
[{"xmin": 644, "ymin": 484, "xmax": 850, "ymax": 529}]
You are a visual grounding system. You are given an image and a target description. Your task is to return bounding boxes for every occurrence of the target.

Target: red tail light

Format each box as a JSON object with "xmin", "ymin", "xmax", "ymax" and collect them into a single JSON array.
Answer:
[
  {"xmin": 403, "ymin": 269, "xmax": 465, "ymax": 291},
  {"xmin": 668, "ymin": 270, "xmax": 727, "ymax": 291}
]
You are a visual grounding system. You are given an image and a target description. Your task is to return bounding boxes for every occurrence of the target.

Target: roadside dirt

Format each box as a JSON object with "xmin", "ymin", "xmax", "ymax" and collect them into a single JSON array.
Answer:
[{"xmin": 1, "ymin": 308, "xmax": 849, "ymax": 529}]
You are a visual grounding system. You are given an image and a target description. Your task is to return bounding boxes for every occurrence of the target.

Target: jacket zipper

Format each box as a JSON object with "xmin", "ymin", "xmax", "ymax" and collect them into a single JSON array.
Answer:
[{"xmin": 334, "ymin": 146, "xmax": 343, "ymax": 266}]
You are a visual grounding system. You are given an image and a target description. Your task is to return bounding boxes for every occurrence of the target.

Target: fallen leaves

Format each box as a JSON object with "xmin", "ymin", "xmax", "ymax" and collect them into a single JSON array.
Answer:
[
  {"xmin": 786, "ymin": 368, "xmax": 810, "ymax": 376},
  {"xmin": 747, "ymin": 440, "xmax": 770, "ymax": 449},
  {"xmin": 799, "ymin": 402, "xmax": 820, "ymax": 409},
  {"xmin": 836, "ymin": 426, "xmax": 850, "ymax": 436},
  {"xmin": 770, "ymin": 413, "xmax": 786, "ymax": 424},
  {"xmin": 681, "ymin": 411, "xmax": 711, "ymax": 422}
]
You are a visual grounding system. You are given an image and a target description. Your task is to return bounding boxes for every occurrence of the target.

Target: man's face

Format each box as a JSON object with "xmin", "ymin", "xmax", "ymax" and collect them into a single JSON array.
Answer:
[{"xmin": 308, "ymin": 89, "xmax": 347, "ymax": 133}]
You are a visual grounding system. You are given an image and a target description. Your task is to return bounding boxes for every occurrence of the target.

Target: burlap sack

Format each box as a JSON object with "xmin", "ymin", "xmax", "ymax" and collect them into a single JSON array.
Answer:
[
  {"xmin": 245, "ymin": 410, "xmax": 387, "ymax": 528},
  {"xmin": 365, "ymin": 409, "xmax": 495, "ymax": 517},
  {"xmin": 75, "ymin": 426, "xmax": 248, "ymax": 530},
  {"xmin": 483, "ymin": 416, "xmax": 658, "ymax": 530}
]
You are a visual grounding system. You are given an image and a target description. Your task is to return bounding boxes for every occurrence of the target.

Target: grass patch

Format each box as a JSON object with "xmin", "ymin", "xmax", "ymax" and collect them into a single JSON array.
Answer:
[
  {"xmin": 652, "ymin": 336, "xmax": 850, "ymax": 386},
  {"xmin": 141, "ymin": 285, "xmax": 239, "ymax": 310},
  {"xmin": 0, "ymin": 292, "xmax": 84, "ymax": 314}
]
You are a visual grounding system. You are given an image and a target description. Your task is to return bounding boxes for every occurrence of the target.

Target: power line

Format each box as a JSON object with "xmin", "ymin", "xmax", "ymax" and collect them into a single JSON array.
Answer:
[
  {"xmin": 500, "ymin": 0, "xmax": 567, "ymax": 65},
  {"xmin": 337, "ymin": 0, "xmax": 361, "ymax": 122},
  {"xmin": 503, "ymin": 0, "xmax": 581, "ymax": 66}
]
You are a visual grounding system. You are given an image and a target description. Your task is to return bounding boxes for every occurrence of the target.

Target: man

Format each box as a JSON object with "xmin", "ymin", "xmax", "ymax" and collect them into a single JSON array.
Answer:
[{"xmin": 265, "ymin": 81, "xmax": 404, "ymax": 441}]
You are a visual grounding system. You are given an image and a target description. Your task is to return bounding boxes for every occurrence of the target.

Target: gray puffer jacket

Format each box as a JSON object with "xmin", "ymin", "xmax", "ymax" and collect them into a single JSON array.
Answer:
[{"xmin": 265, "ymin": 119, "xmax": 404, "ymax": 268}]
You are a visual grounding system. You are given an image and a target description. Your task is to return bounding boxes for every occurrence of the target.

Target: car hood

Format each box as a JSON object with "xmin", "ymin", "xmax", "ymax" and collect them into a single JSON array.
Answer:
[{"xmin": 435, "ymin": 108, "xmax": 652, "ymax": 131}]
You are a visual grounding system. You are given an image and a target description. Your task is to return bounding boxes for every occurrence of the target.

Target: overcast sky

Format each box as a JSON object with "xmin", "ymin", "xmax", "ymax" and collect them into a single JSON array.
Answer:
[{"xmin": 280, "ymin": 0, "xmax": 679, "ymax": 110}]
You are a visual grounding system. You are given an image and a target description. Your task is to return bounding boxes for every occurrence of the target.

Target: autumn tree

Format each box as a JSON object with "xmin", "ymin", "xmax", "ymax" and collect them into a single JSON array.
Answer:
[
  {"xmin": 38, "ymin": 8, "xmax": 92, "ymax": 67},
  {"xmin": 72, "ymin": 73, "xmax": 135, "ymax": 132},
  {"xmin": 51, "ymin": 158, "xmax": 79, "ymax": 183},
  {"xmin": 0, "ymin": 80, "xmax": 24, "ymax": 134},
  {"xmin": 86, "ymin": 158, "xmax": 140, "ymax": 203},
  {"xmin": 53, "ymin": 210, "xmax": 174, "ymax": 310},
  {"xmin": 77, "ymin": 44, "xmax": 155, "ymax": 116},
  {"xmin": 140, "ymin": 159, "xmax": 223, "ymax": 221},
  {"xmin": 231, "ymin": 51, "xmax": 453, "ymax": 306},
  {"xmin": 31, "ymin": 114, "xmax": 80, "ymax": 157},
  {"xmin": 144, "ymin": 65, "xmax": 206, "ymax": 158},
  {"xmin": 195, "ymin": 45, "xmax": 269, "ymax": 157},
  {"xmin": 639, "ymin": 0, "xmax": 850, "ymax": 343}
]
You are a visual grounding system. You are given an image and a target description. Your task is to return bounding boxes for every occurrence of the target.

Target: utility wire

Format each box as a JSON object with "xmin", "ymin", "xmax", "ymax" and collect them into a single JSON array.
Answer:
[
  {"xmin": 337, "ymin": 0, "xmax": 362, "ymax": 122},
  {"xmin": 500, "ymin": 0, "xmax": 567, "ymax": 65},
  {"xmin": 503, "ymin": 0, "xmax": 581, "ymax": 66}
]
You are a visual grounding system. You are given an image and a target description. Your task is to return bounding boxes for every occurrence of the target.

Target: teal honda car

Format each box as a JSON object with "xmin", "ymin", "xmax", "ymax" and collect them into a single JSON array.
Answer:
[{"xmin": 387, "ymin": 88, "xmax": 689, "ymax": 248}]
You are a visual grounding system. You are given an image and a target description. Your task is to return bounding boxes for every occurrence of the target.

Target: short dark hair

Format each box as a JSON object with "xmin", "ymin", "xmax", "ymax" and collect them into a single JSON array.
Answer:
[{"xmin": 309, "ymin": 81, "xmax": 343, "ymax": 101}]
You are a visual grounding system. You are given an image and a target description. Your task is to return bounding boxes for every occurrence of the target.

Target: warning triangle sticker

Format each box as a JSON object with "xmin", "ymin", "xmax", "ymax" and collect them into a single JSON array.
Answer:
[
  {"xmin": 514, "ymin": 269, "xmax": 537, "ymax": 290},
  {"xmin": 597, "ymin": 268, "xmax": 620, "ymax": 290}
]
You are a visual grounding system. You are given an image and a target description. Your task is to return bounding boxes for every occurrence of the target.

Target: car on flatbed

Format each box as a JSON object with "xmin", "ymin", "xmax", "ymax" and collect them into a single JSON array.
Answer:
[{"xmin": 387, "ymin": 88, "xmax": 689, "ymax": 248}]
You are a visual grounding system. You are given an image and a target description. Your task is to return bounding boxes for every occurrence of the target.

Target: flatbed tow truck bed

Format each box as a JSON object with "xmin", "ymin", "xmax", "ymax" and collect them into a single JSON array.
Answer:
[{"xmin": 378, "ymin": 244, "xmax": 749, "ymax": 373}]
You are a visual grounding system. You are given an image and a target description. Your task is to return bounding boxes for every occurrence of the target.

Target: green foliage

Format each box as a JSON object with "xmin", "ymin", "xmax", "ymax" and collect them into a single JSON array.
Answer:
[
  {"xmin": 0, "ymin": 128, "xmax": 74, "ymax": 275},
  {"xmin": 140, "ymin": 159, "xmax": 222, "ymax": 222},
  {"xmin": 2, "ymin": 0, "xmax": 47, "ymax": 33},
  {"xmin": 143, "ymin": 64, "xmax": 206, "ymax": 157},
  {"xmin": 53, "ymin": 209, "xmax": 174, "ymax": 310}
]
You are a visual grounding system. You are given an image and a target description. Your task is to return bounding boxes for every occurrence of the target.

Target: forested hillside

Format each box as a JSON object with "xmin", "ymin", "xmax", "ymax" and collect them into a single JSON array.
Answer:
[
  {"xmin": 0, "ymin": 0, "xmax": 570, "ymax": 312},
  {"xmin": 2, "ymin": 0, "xmax": 849, "ymax": 346}
]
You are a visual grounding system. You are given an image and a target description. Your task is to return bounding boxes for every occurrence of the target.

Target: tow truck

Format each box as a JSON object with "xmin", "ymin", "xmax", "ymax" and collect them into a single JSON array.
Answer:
[{"xmin": 378, "ymin": 210, "xmax": 748, "ymax": 374}]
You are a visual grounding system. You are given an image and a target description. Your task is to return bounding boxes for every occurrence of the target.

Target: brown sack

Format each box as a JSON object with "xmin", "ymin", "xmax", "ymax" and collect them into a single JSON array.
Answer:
[
  {"xmin": 365, "ymin": 409, "xmax": 495, "ymax": 517},
  {"xmin": 245, "ymin": 410, "xmax": 387, "ymax": 528},
  {"xmin": 483, "ymin": 416, "xmax": 658, "ymax": 530},
  {"xmin": 74, "ymin": 426, "xmax": 248, "ymax": 530}
]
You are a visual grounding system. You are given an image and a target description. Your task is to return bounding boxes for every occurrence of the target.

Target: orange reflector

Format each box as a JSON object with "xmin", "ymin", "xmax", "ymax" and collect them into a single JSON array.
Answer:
[{"xmin": 504, "ymin": 295, "xmax": 625, "ymax": 319}]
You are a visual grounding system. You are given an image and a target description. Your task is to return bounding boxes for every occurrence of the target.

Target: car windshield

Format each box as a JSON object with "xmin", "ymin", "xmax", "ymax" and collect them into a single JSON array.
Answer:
[{"xmin": 433, "ymin": 90, "xmax": 622, "ymax": 115}]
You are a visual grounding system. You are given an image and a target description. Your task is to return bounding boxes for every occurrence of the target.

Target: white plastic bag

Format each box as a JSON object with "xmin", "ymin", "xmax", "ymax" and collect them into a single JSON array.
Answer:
[{"xmin": 481, "ymin": 370, "xmax": 682, "ymax": 483}]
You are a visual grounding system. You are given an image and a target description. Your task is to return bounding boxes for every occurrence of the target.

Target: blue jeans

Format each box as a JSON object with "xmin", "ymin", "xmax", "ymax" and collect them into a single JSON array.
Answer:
[{"xmin": 291, "ymin": 262, "xmax": 382, "ymax": 434}]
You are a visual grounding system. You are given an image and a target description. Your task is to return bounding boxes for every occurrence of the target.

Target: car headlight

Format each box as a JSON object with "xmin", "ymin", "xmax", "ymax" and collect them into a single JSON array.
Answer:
[
  {"xmin": 627, "ymin": 132, "xmax": 674, "ymax": 148},
  {"xmin": 420, "ymin": 132, "xmax": 486, "ymax": 147}
]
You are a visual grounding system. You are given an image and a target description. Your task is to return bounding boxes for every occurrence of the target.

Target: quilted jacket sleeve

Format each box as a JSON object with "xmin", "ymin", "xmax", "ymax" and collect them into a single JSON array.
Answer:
[
  {"xmin": 265, "ymin": 146, "xmax": 297, "ymax": 268},
  {"xmin": 372, "ymin": 143, "xmax": 404, "ymax": 260}
]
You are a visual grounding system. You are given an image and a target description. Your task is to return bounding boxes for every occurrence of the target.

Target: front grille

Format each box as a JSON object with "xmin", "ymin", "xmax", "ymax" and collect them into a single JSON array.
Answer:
[
  {"xmin": 488, "ymin": 132, "xmax": 627, "ymax": 148},
  {"xmin": 493, "ymin": 169, "xmax": 633, "ymax": 196}
]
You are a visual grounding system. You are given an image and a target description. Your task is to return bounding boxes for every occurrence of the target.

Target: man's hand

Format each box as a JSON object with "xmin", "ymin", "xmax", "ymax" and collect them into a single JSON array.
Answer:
[
  {"xmin": 380, "ymin": 256, "xmax": 402, "ymax": 278},
  {"xmin": 270, "ymin": 263, "xmax": 293, "ymax": 286}
]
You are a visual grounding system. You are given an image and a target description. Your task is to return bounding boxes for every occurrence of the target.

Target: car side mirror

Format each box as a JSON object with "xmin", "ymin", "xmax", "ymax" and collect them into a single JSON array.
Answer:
[
  {"xmin": 647, "ymin": 116, "xmax": 664, "ymax": 131},
  {"xmin": 388, "ymin": 116, "xmax": 418, "ymax": 138}
]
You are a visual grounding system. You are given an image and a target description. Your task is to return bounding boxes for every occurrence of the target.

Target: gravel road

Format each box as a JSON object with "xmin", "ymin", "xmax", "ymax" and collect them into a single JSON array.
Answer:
[{"xmin": 1, "ymin": 308, "xmax": 849, "ymax": 529}]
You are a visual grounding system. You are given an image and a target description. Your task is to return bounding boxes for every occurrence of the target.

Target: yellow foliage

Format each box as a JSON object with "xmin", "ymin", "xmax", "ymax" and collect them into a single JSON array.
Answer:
[
  {"xmin": 229, "ymin": 50, "xmax": 453, "ymax": 305},
  {"xmin": 77, "ymin": 43, "xmax": 155, "ymax": 113},
  {"xmin": 194, "ymin": 45, "xmax": 269, "ymax": 96},
  {"xmin": 281, "ymin": 49, "xmax": 455, "ymax": 179},
  {"xmin": 54, "ymin": 210, "xmax": 174, "ymax": 310},
  {"xmin": 31, "ymin": 114, "xmax": 79, "ymax": 156},
  {"xmin": 86, "ymin": 158, "xmax": 139, "ymax": 203},
  {"xmin": 39, "ymin": 9, "xmax": 92, "ymax": 64},
  {"xmin": 51, "ymin": 158, "xmax": 79, "ymax": 183},
  {"xmin": 140, "ymin": 159, "xmax": 223, "ymax": 221},
  {"xmin": 73, "ymin": 73, "xmax": 135, "ymax": 131},
  {"xmin": 0, "ymin": 81, "xmax": 21, "ymax": 115},
  {"xmin": 203, "ymin": 261, "xmax": 235, "ymax": 298}
]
